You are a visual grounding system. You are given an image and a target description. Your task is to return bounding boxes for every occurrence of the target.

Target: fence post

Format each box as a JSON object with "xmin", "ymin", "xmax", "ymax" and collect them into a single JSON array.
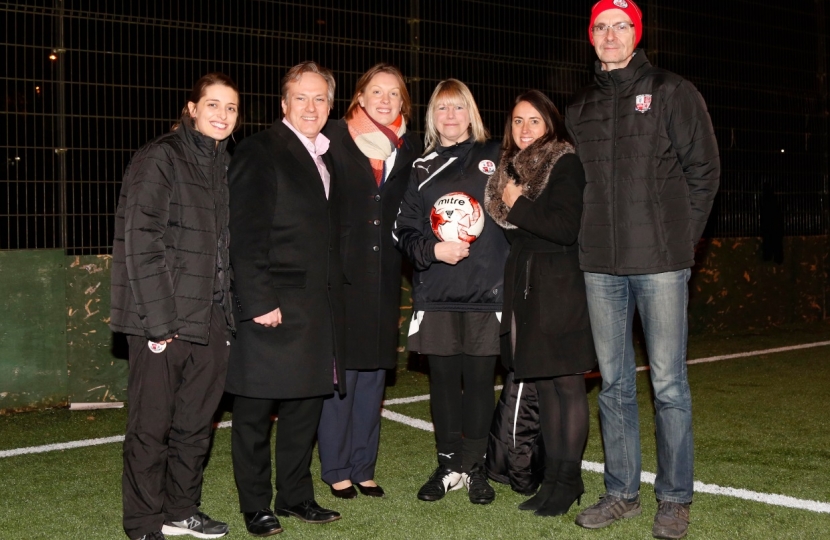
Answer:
[{"xmin": 54, "ymin": 0, "xmax": 68, "ymax": 252}]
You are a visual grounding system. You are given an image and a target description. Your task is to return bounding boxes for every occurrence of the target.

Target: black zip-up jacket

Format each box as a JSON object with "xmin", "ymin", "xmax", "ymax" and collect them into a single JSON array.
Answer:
[
  {"xmin": 393, "ymin": 139, "xmax": 509, "ymax": 312},
  {"xmin": 565, "ymin": 50, "xmax": 720, "ymax": 275},
  {"xmin": 110, "ymin": 120, "xmax": 233, "ymax": 344}
]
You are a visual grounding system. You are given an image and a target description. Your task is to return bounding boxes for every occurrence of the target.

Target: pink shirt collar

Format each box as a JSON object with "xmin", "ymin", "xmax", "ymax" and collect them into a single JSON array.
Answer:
[
  {"xmin": 282, "ymin": 117, "xmax": 330, "ymax": 158},
  {"xmin": 282, "ymin": 118, "xmax": 331, "ymax": 198}
]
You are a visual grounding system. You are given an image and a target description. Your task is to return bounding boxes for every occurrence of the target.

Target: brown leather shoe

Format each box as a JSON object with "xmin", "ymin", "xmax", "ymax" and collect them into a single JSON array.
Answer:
[{"xmin": 652, "ymin": 500, "xmax": 690, "ymax": 539}]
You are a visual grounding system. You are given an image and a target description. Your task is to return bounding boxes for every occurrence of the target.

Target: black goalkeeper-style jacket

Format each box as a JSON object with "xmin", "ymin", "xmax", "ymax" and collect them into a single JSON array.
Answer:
[
  {"xmin": 392, "ymin": 139, "xmax": 509, "ymax": 312},
  {"xmin": 565, "ymin": 50, "xmax": 720, "ymax": 275}
]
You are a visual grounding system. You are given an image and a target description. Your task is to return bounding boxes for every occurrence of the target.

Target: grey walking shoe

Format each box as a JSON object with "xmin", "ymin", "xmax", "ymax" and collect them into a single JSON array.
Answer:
[
  {"xmin": 162, "ymin": 511, "xmax": 228, "ymax": 538},
  {"xmin": 574, "ymin": 493, "xmax": 642, "ymax": 529},
  {"xmin": 135, "ymin": 533, "xmax": 166, "ymax": 540},
  {"xmin": 652, "ymin": 500, "xmax": 691, "ymax": 539}
]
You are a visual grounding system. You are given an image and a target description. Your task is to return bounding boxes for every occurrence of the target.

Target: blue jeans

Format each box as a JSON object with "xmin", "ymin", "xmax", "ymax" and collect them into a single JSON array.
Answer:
[{"xmin": 584, "ymin": 269, "xmax": 693, "ymax": 504}]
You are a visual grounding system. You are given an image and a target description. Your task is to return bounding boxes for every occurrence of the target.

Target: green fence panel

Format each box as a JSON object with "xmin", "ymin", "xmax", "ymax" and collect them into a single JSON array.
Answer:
[
  {"xmin": 0, "ymin": 250, "xmax": 68, "ymax": 412},
  {"xmin": 66, "ymin": 254, "xmax": 128, "ymax": 404},
  {"xmin": 2, "ymin": 237, "xmax": 828, "ymax": 413}
]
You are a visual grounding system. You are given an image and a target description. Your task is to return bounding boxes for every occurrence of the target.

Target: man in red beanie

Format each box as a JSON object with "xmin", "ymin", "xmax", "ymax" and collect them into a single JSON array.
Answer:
[{"xmin": 565, "ymin": 1, "xmax": 720, "ymax": 539}]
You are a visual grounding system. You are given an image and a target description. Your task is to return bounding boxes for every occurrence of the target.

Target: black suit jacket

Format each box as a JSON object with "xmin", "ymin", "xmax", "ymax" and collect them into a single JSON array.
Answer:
[
  {"xmin": 226, "ymin": 121, "xmax": 345, "ymax": 399},
  {"xmin": 323, "ymin": 119, "xmax": 421, "ymax": 370}
]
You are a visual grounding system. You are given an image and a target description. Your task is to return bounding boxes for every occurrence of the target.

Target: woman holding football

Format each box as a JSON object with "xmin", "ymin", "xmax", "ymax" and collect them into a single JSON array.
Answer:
[
  {"xmin": 393, "ymin": 79, "xmax": 509, "ymax": 505},
  {"xmin": 484, "ymin": 90, "xmax": 595, "ymax": 517}
]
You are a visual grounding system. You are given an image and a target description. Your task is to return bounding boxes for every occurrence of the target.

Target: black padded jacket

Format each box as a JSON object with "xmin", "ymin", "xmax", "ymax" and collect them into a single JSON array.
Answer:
[
  {"xmin": 110, "ymin": 120, "xmax": 233, "ymax": 344},
  {"xmin": 565, "ymin": 50, "xmax": 720, "ymax": 275}
]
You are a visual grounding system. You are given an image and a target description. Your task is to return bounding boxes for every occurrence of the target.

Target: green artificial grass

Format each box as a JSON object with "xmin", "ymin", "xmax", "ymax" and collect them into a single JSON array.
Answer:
[{"xmin": 0, "ymin": 321, "xmax": 829, "ymax": 539}]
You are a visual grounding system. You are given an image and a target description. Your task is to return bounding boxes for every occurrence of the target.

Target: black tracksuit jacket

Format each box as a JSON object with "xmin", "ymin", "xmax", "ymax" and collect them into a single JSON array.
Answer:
[{"xmin": 393, "ymin": 139, "xmax": 509, "ymax": 312}]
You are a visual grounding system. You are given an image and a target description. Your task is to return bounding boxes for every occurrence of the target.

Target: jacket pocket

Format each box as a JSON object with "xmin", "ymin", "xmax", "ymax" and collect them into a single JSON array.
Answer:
[
  {"xmin": 537, "ymin": 256, "xmax": 588, "ymax": 335},
  {"xmin": 269, "ymin": 268, "xmax": 307, "ymax": 288}
]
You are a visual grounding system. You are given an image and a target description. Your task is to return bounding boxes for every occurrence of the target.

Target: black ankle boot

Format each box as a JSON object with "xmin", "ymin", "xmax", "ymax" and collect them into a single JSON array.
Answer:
[
  {"xmin": 518, "ymin": 458, "xmax": 560, "ymax": 511},
  {"xmin": 534, "ymin": 460, "xmax": 584, "ymax": 517}
]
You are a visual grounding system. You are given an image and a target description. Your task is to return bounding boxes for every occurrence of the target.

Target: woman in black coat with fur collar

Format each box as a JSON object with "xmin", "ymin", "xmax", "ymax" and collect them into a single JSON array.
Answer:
[{"xmin": 484, "ymin": 90, "xmax": 596, "ymax": 518}]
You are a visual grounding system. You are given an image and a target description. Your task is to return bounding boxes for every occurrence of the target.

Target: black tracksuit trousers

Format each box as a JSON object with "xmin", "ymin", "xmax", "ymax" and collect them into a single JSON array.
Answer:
[{"xmin": 122, "ymin": 304, "xmax": 229, "ymax": 539}]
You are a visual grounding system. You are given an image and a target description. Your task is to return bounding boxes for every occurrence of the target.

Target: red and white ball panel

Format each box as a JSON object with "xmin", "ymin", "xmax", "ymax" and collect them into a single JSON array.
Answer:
[{"xmin": 430, "ymin": 191, "xmax": 485, "ymax": 243}]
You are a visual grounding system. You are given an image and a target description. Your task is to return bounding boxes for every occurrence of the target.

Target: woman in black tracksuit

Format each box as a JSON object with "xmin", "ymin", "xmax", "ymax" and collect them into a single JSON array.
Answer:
[
  {"xmin": 393, "ymin": 79, "xmax": 509, "ymax": 505},
  {"xmin": 110, "ymin": 73, "xmax": 239, "ymax": 540}
]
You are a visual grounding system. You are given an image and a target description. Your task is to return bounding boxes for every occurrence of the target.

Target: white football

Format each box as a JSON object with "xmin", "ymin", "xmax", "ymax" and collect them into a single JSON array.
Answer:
[{"xmin": 430, "ymin": 191, "xmax": 485, "ymax": 243}]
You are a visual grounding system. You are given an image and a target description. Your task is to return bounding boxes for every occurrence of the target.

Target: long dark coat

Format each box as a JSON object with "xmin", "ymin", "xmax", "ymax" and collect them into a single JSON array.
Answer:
[
  {"xmin": 225, "ymin": 121, "xmax": 345, "ymax": 399},
  {"xmin": 323, "ymin": 119, "xmax": 422, "ymax": 370},
  {"xmin": 492, "ymin": 153, "xmax": 596, "ymax": 379}
]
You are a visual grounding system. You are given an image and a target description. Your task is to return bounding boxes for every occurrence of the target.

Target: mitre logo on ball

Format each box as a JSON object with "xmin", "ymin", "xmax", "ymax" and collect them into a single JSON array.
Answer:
[{"xmin": 430, "ymin": 192, "xmax": 485, "ymax": 243}]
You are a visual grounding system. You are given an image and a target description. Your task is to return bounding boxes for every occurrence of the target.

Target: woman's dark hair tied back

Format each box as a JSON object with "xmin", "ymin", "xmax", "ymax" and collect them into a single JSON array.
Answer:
[{"xmin": 175, "ymin": 72, "xmax": 242, "ymax": 132}]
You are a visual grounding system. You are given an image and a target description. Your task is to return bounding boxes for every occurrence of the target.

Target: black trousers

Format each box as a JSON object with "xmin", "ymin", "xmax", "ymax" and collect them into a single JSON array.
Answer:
[
  {"xmin": 231, "ymin": 394, "xmax": 325, "ymax": 511},
  {"xmin": 122, "ymin": 304, "xmax": 229, "ymax": 540}
]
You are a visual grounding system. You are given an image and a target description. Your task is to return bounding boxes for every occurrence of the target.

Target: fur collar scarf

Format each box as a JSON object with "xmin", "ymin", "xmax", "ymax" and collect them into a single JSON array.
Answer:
[{"xmin": 485, "ymin": 138, "xmax": 574, "ymax": 229}]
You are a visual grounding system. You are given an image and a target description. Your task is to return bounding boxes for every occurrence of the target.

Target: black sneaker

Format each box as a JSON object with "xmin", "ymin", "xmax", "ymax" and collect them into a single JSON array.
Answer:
[
  {"xmin": 464, "ymin": 464, "xmax": 495, "ymax": 505},
  {"xmin": 162, "ymin": 511, "xmax": 229, "ymax": 538},
  {"xmin": 417, "ymin": 465, "xmax": 464, "ymax": 501},
  {"xmin": 135, "ymin": 533, "xmax": 166, "ymax": 540}
]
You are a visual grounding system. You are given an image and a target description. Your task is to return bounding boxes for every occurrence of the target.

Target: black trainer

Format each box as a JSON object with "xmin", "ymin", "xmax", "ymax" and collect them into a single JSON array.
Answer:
[
  {"xmin": 161, "ymin": 511, "xmax": 229, "ymax": 538},
  {"xmin": 417, "ymin": 465, "xmax": 464, "ymax": 501},
  {"xmin": 136, "ymin": 533, "xmax": 166, "ymax": 540},
  {"xmin": 465, "ymin": 464, "xmax": 495, "ymax": 505}
]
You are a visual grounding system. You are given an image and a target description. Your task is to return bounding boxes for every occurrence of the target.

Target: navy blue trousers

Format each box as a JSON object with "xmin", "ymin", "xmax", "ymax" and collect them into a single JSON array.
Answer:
[{"xmin": 317, "ymin": 369, "xmax": 386, "ymax": 485}]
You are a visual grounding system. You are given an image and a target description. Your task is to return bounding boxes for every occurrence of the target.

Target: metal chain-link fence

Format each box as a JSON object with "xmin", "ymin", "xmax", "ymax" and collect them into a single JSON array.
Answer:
[{"xmin": 2, "ymin": 0, "xmax": 828, "ymax": 253}]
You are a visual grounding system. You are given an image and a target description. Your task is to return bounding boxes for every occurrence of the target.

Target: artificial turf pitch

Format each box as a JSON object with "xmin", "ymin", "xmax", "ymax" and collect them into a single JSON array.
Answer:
[{"xmin": 0, "ymin": 321, "xmax": 828, "ymax": 539}]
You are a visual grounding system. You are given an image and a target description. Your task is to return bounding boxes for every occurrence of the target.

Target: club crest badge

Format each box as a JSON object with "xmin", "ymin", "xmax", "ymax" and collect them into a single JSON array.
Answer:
[
  {"xmin": 147, "ymin": 340, "xmax": 167, "ymax": 354},
  {"xmin": 478, "ymin": 160, "xmax": 496, "ymax": 175},
  {"xmin": 614, "ymin": 0, "xmax": 629, "ymax": 8},
  {"xmin": 635, "ymin": 94, "xmax": 652, "ymax": 113}
]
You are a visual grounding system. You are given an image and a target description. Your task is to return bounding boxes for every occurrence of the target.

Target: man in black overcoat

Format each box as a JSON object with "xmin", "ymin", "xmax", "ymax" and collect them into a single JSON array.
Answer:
[{"xmin": 226, "ymin": 61, "xmax": 345, "ymax": 536}]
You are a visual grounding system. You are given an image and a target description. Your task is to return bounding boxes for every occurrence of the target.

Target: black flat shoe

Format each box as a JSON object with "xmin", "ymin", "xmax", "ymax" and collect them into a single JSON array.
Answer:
[
  {"xmin": 275, "ymin": 499, "xmax": 341, "ymax": 524},
  {"xmin": 330, "ymin": 484, "xmax": 358, "ymax": 499},
  {"xmin": 356, "ymin": 483, "xmax": 385, "ymax": 497},
  {"xmin": 243, "ymin": 509, "xmax": 283, "ymax": 537}
]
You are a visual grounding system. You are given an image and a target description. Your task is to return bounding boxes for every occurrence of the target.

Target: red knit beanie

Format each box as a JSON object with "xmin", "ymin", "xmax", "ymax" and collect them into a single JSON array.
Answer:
[{"xmin": 589, "ymin": 0, "xmax": 643, "ymax": 46}]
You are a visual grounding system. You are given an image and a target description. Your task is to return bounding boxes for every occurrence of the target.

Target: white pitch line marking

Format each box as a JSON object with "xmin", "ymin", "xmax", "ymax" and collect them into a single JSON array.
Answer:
[
  {"xmin": 384, "ymin": 386, "xmax": 503, "ymax": 406},
  {"xmin": 624, "ymin": 340, "xmax": 830, "ymax": 374},
  {"xmin": 2, "ymin": 341, "xmax": 829, "ymax": 511},
  {"xmin": 388, "ymin": 410, "xmax": 830, "ymax": 514},
  {"xmin": 0, "ymin": 435, "xmax": 125, "ymax": 459},
  {"xmin": 4, "ymin": 338, "xmax": 829, "ymax": 458},
  {"xmin": 380, "ymin": 409, "xmax": 434, "ymax": 431},
  {"xmin": 685, "ymin": 340, "xmax": 830, "ymax": 365}
]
